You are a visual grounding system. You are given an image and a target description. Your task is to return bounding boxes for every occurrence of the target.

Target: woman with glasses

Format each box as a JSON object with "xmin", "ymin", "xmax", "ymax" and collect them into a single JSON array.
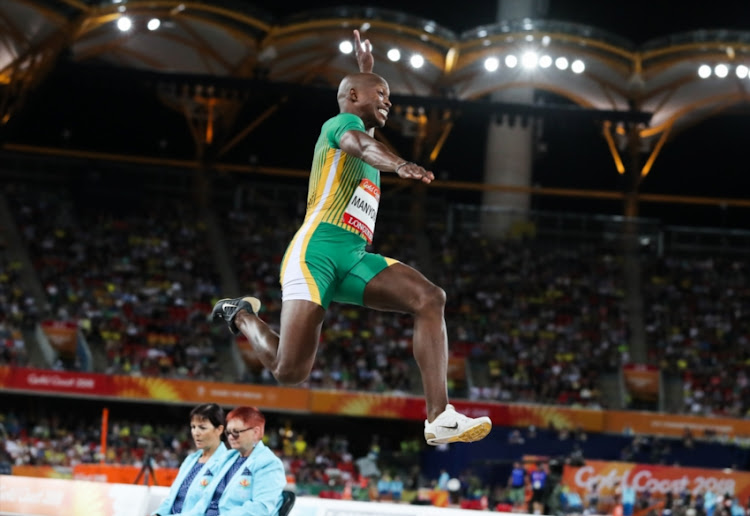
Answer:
[
  {"xmin": 182, "ymin": 406, "xmax": 286, "ymax": 516},
  {"xmin": 153, "ymin": 403, "xmax": 228, "ymax": 516}
]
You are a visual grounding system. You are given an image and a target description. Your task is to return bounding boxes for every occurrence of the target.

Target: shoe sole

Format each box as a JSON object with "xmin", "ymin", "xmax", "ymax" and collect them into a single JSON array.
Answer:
[
  {"xmin": 240, "ymin": 297, "xmax": 262, "ymax": 315},
  {"xmin": 425, "ymin": 421, "xmax": 492, "ymax": 445}
]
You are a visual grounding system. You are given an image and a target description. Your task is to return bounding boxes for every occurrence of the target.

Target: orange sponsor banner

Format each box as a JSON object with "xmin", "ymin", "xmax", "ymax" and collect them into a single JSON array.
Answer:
[
  {"xmin": 605, "ymin": 410, "xmax": 750, "ymax": 438},
  {"xmin": 40, "ymin": 320, "xmax": 78, "ymax": 356},
  {"xmin": 9, "ymin": 367, "xmax": 113, "ymax": 396},
  {"xmin": 73, "ymin": 464, "xmax": 178, "ymax": 486},
  {"xmin": 11, "ymin": 464, "xmax": 72, "ymax": 479},
  {"xmin": 110, "ymin": 375, "xmax": 310, "ymax": 411},
  {"xmin": 0, "ymin": 475, "xmax": 149, "ymax": 516},
  {"xmin": 309, "ymin": 390, "xmax": 606, "ymax": 432},
  {"xmin": 7, "ymin": 365, "xmax": 750, "ymax": 440},
  {"xmin": 1, "ymin": 366, "xmax": 308, "ymax": 412},
  {"xmin": 563, "ymin": 460, "xmax": 750, "ymax": 501},
  {"xmin": 623, "ymin": 364, "xmax": 660, "ymax": 402}
]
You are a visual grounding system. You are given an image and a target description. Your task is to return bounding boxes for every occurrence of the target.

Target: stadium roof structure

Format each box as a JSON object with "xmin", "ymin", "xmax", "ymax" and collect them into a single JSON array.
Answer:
[{"xmin": 1, "ymin": 0, "xmax": 749, "ymax": 194}]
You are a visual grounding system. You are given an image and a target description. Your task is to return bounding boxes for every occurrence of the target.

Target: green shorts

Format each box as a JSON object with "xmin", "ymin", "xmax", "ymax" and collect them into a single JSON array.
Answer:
[{"xmin": 280, "ymin": 222, "xmax": 397, "ymax": 309}]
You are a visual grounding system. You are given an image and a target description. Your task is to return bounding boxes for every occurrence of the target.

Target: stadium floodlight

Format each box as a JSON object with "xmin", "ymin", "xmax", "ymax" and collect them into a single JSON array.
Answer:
[
  {"xmin": 539, "ymin": 55, "xmax": 552, "ymax": 68},
  {"xmin": 736, "ymin": 64, "xmax": 749, "ymax": 79},
  {"xmin": 521, "ymin": 51, "xmax": 538, "ymax": 69},
  {"xmin": 410, "ymin": 54, "xmax": 425, "ymax": 68},
  {"xmin": 697, "ymin": 64, "xmax": 712, "ymax": 78},
  {"xmin": 387, "ymin": 48, "xmax": 401, "ymax": 62},
  {"xmin": 714, "ymin": 64, "xmax": 728, "ymax": 78},
  {"xmin": 116, "ymin": 16, "xmax": 132, "ymax": 32},
  {"xmin": 504, "ymin": 54, "xmax": 518, "ymax": 68},
  {"xmin": 571, "ymin": 59, "xmax": 585, "ymax": 74},
  {"xmin": 484, "ymin": 57, "xmax": 499, "ymax": 72},
  {"xmin": 339, "ymin": 40, "xmax": 354, "ymax": 54},
  {"xmin": 147, "ymin": 18, "xmax": 161, "ymax": 31},
  {"xmin": 555, "ymin": 56, "xmax": 569, "ymax": 70}
]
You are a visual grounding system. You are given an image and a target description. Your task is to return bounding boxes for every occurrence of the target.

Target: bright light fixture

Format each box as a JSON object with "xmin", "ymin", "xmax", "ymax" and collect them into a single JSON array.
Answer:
[
  {"xmin": 521, "ymin": 51, "xmax": 538, "ymax": 69},
  {"xmin": 697, "ymin": 64, "xmax": 711, "ymax": 78},
  {"xmin": 504, "ymin": 54, "xmax": 518, "ymax": 68},
  {"xmin": 714, "ymin": 64, "xmax": 728, "ymax": 78},
  {"xmin": 571, "ymin": 59, "xmax": 585, "ymax": 74},
  {"xmin": 484, "ymin": 57, "xmax": 499, "ymax": 72},
  {"xmin": 339, "ymin": 41, "xmax": 353, "ymax": 54},
  {"xmin": 387, "ymin": 48, "xmax": 401, "ymax": 62},
  {"xmin": 116, "ymin": 16, "xmax": 132, "ymax": 31},
  {"xmin": 555, "ymin": 56, "xmax": 569, "ymax": 70},
  {"xmin": 539, "ymin": 55, "xmax": 552, "ymax": 68},
  {"xmin": 147, "ymin": 18, "xmax": 160, "ymax": 31},
  {"xmin": 735, "ymin": 64, "xmax": 749, "ymax": 79},
  {"xmin": 410, "ymin": 54, "xmax": 425, "ymax": 68}
]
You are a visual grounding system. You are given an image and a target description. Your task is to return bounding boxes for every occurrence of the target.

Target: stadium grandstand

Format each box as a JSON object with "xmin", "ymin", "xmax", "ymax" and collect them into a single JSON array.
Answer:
[{"xmin": 2, "ymin": 0, "xmax": 750, "ymax": 515}]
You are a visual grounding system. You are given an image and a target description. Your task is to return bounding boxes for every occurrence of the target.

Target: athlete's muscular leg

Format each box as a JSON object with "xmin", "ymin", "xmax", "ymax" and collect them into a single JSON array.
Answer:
[
  {"xmin": 234, "ymin": 299, "xmax": 325, "ymax": 385},
  {"xmin": 363, "ymin": 262, "xmax": 449, "ymax": 422}
]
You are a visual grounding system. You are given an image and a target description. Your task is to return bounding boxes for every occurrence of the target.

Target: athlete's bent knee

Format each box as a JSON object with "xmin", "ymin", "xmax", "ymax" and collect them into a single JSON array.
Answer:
[
  {"xmin": 415, "ymin": 283, "xmax": 446, "ymax": 313},
  {"xmin": 273, "ymin": 364, "xmax": 309, "ymax": 386}
]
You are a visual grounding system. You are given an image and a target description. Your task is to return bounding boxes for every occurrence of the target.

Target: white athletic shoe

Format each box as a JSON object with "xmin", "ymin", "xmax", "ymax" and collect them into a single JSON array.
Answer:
[{"xmin": 424, "ymin": 404, "xmax": 492, "ymax": 446}]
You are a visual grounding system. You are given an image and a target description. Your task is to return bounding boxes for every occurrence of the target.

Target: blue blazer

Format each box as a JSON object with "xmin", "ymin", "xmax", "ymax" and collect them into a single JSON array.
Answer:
[
  {"xmin": 153, "ymin": 442, "xmax": 229, "ymax": 516},
  {"xmin": 183, "ymin": 442, "xmax": 286, "ymax": 516}
]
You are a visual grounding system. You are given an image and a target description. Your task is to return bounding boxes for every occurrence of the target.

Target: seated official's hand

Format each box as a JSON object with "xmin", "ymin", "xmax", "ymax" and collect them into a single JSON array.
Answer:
[{"xmin": 396, "ymin": 162, "xmax": 434, "ymax": 184}]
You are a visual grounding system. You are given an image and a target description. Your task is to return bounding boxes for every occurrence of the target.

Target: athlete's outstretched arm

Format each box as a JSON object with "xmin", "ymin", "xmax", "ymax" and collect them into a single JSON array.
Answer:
[{"xmin": 338, "ymin": 130, "xmax": 435, "ymax": 184}]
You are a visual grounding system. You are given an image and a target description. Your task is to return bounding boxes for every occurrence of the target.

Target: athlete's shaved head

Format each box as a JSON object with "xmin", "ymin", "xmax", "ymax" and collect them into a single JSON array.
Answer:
[
  {"xmin": 336, "ymin": 72, "xmax": 391, "ymax": 130},
  {"xmin": 337, "ymin": 72, "xmax": 388, "ymax": 109}
]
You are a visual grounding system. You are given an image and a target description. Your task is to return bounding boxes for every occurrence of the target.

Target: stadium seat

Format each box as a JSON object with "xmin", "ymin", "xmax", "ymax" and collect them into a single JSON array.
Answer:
[{"xmin": 279, "ymin": 490, "xmax": 296, "ymax": 516}]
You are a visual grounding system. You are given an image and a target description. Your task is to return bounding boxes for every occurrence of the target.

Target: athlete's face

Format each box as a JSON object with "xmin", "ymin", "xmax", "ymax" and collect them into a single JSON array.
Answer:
[{"xmin": 358, "ymin": 78, "xmax": 391, "ymax": 129}]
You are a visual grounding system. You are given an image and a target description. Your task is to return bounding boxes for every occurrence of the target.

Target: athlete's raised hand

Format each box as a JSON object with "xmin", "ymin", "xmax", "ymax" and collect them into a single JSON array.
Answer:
[{"xmin": 354, "ymin": 29, "xmax": 373, "ymax": 73}]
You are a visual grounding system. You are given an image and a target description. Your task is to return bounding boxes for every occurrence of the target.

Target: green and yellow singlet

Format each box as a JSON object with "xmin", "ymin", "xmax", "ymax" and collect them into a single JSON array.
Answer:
[{"xmin": 305, "ymin": 112, "xmax": 381, "ymax": 243}]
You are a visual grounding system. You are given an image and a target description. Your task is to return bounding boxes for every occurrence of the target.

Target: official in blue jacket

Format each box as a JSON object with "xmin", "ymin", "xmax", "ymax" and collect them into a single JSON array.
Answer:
[
  {"xmin": 153, "ymin": 403, "xmax": 228, "ymax": 516},
  {"xmin": 183, "ymin": 406, "xmax": 286, "ymax": 516}
]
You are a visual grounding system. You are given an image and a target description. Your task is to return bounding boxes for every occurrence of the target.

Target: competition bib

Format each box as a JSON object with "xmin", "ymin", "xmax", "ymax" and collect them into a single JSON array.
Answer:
[{"xmin": 342, "ymin": 178, "xmax": 380, "ymax": 243}]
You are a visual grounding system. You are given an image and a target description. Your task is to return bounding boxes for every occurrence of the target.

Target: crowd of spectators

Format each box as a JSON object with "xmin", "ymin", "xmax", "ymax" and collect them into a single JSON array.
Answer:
[
  {"xmin": 5, "ymin": 180, "xmax": 225, "ymax": 380},
  {"xmin": 0, "ymin": 245, "xmax": 34, "ymax": 367},
  {"xmin": 3, "ymin": 175, "xmax": 750, "ymax": 417},
  {"xmin": 641, "ymin": 251, "xmax": 750, "ymax": 418},
  {"xmin": 431, "ymin": 231, "xmax": 622, "ymax": 408}
]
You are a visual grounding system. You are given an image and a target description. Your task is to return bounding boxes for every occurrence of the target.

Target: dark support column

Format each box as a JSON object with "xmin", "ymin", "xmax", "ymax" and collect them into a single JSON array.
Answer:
[{"xmin": 622, "ymin": 123, "xmax": 647, "ymax": 364}]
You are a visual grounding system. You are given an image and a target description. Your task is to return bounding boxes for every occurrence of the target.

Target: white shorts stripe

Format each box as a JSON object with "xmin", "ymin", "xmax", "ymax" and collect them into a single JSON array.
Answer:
[{"xmin": 282, "ymin": 150, "xmax": 343, "ymax": 303}]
